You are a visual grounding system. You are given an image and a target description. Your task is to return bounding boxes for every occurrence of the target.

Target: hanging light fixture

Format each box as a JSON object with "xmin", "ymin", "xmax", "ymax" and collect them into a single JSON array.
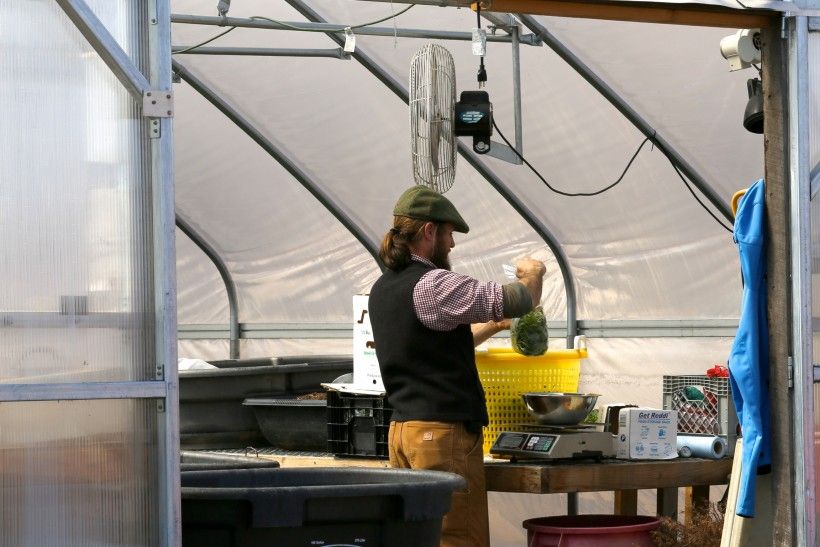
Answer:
[
  {"xmin": 719, "ymin": 29, "xmax": 763, "ymax": 134},
  {"xmin": 743, "ymin": 78, "xmax": 764, "ymax": 134}
]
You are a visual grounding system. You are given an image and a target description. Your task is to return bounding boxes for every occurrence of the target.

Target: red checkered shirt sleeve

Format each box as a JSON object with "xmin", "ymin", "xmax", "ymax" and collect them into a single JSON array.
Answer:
[{"xmin": 412, "ymin": 257, "xmax": 504, "ymax": 331}]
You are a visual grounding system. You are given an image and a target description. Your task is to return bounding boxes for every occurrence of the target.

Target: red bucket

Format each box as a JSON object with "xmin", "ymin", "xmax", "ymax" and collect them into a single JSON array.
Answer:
[{"xmin": 523, "ymin": 514, "xmax": 660, "ymax": 547}]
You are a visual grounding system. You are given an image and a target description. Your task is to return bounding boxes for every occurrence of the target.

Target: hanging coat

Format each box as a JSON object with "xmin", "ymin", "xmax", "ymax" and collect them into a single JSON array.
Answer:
[{"xmin": 728, "ymin": 178, "xmax": 772, "ymax": 518}]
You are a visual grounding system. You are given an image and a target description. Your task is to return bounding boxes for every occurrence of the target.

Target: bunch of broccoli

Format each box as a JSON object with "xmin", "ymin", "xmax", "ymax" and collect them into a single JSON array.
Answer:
[{"xmin": 511, "ymin": 306, "xmax": 549, "ymax": 356}]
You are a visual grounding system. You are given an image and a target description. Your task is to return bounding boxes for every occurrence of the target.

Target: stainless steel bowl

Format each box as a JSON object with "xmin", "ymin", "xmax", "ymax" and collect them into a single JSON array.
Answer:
[{"xmin": 521, "ymin": 392, "xmax": 599, "ymax": 425}]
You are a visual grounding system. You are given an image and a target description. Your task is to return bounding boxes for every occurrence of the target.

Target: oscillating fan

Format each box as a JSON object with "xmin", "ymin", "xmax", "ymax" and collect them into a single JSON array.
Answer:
[{"xmin": 409, "ymin": 44, "xmax": 457, "ymax": 194}]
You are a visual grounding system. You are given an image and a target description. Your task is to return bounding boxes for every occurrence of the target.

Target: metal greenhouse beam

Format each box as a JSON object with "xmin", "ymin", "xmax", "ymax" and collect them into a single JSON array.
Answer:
[
  {"xmin": 170, "ymin": 13, "xmax": 542, "ymax": 45},
  {"xmin": 284, "ymin": 0, "xmax": 579, "ymax": 347},
  {"xmin": 172, "ymin": 46, "xmax": 350, "ymax": 59},
  {"xmin": 517, "ymin": 14, "xmax": 734, "ymax": 223},
  {"xmin": 171, "ymin": 61, "xmax": 384, "ymax": 274},
  {"xmin": 175, "ymin": 214, "xmax": 241, "ymax": 359},
  {"xmin": 56, "ymin": 0, "xmax": 151, "ymax": 101}
]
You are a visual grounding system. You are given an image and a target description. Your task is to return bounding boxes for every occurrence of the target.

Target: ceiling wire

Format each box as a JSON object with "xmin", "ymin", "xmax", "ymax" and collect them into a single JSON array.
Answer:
[{"xmin": 172, "ymin": 4, "xmax": 415, "ymax": 55}]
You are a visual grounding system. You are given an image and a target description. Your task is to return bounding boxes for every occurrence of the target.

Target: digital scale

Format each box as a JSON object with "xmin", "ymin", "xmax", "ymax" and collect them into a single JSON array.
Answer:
[{"xmin": 490, "ymin": 424, "xmax": 616, "ymax": 461}]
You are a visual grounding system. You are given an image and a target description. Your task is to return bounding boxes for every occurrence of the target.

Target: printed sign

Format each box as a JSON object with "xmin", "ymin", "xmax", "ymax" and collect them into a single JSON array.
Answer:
[{"xmin": 353, "ymin": 295, "xmax": 384, "ymax": 391}]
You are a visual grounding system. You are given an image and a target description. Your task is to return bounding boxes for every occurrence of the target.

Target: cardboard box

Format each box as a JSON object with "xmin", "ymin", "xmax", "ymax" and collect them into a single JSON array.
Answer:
[
  {"xmin": 616, "ymin": 408, "xmax": 678, "ymax": 460},
  {"xmin": 352, "ymin": 294, "xmax": 384, "ymax": 392}
]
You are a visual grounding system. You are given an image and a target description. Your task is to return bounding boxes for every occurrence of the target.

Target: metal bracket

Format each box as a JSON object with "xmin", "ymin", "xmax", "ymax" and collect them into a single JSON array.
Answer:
[
  {"xmin": 149, "ymin": 119, "xmax": 161, "ymax": 139},
  {"xmin": 157, "ymin": 399, "xmax": 166, "ymax": 413},
  {"xmin": 155, "ymin": 363, "xmax": 165, "ymax": 380},
  {"xmin": 813, "ymin": 363, "xmax": 820, "ymax": 383},
  {"xmin": 482, "ymin": 11, "xmax": 517, "ymax": 33},
  {"xmin": 788, "ymin": 355, "xmax": 794, "ymax": 389},
  {"xmin": 483, "ymin": 139, "xmax": 523, "ymax": 165},
  {"xmin": 143, "ymin": 90, "xmax": 174, "ymax": 117},
  {"xmin": 809, "ymin": 163, "xmax": 820, "ymax": 200}
]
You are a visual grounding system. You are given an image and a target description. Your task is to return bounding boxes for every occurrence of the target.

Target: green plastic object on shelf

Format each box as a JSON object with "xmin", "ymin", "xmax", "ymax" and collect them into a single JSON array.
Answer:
[{"xmin": 684, "ymin": 386, "xmax": 705, "ymax": 401}]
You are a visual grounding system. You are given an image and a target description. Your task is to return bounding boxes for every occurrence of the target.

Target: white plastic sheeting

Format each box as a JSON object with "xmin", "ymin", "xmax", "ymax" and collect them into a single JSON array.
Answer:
[
  {"xmin": 172, "ymin": 0, "xmax": 760, "ymax": 333},
  {"xmin": 165, "ymin": 2, "xmax": 768, "ymax": 542}
]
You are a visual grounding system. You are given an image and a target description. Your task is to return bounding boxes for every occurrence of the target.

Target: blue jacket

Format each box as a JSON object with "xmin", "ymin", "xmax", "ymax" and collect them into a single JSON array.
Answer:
[{"xmin": 728, "ymin": 179, "xmax": 772, "ymax": 518}]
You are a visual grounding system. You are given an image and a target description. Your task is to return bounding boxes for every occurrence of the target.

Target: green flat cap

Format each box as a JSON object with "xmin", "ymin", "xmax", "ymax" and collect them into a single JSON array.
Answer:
[{"xmin": 393, "ymin": 185, "xmax": 470, "ymax": 233}]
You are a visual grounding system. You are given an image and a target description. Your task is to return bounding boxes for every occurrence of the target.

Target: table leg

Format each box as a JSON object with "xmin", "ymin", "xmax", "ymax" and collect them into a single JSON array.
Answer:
[
  {"xmin": 614, "ymin": 489, "xmax": 638, "ymax": 515},
  {"xmin": 567, "ymin": 492, "xmax": 578, "ymax": 515},
  {"xmin": 657, "ymin": 487, "xmax": 678, "ymax": 519},
  {"xmin": 684, "ymin": 485, "xmax": 710, "ymax": 525}
]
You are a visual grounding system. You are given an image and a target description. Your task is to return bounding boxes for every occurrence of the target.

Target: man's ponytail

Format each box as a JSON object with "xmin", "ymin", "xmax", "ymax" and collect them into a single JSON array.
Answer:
[{"xmin": 378, "ymin": 217, "xmax": 427, "ymax": 271}]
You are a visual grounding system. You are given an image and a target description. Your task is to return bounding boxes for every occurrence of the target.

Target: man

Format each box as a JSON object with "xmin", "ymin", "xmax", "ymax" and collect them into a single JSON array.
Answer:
[{"xmin": 368, "ymin": 185, "xmax": 546, "ymax": 547}]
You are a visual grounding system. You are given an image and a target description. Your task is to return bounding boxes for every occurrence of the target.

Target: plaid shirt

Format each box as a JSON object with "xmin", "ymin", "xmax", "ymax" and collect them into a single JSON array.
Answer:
[{"xmin": 411, "ymin": 255, "xmax": 504, "ymax": 331}]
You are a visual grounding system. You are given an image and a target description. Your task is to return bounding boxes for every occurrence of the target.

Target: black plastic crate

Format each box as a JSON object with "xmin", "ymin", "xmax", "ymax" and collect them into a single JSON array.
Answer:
[
  {"xmin": 181, "ymin": 467, "xmax": 464, "ymax": 547},
  {"xmin": 327, "ymin": 391, "xmax": 392, "ymax": 458}
]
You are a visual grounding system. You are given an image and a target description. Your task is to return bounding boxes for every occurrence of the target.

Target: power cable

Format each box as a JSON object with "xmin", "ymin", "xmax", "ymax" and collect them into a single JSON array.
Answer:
[
  {"xmin": 665, "ymin": 159, "xmax": 735, "ymax": 233},
  {"xmin": 174, "ymin": 26, "xmax": 237, "ymax": 55},
  {"xmin": 492, "ymin": 119, "xmax": 734, "ymax": 233},
  {"xmin": 476, "ymin": 4, "xmax": 486, "ymax": 86},
  {"xmin": 493, "ymin": 119, "xmax": 651, "ymax": 197},
  {"xmin": 249, "ymin": 4, "xmax": 414, "ymax": 32},
  {"xmin": 172, "ymin": 4, "xmax": 415, "ymax": 55}
]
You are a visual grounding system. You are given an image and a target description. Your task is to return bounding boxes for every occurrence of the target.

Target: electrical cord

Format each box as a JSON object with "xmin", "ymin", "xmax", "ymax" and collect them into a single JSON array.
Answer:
[
  {"xmin": 492, "ymin": 119, "xmax": 735, "ymax": 232},
  {"xmin": 476, "ymin": 4, "xmax": 487, "ymax": 86},
  {"xmin": 250, "ymin": 4, "xmax": 414, "ymax": 32},
  {"xmin": 172, "ymin": 4, "xmax": 415, "ymax": 55},
  {"xmin": 492, "ymin": 119, "xmax": 651, "ymax": 197},
  {"xmin": 666, "ymin": 159, "xmax": 735, "ymax": 233},
  {"xmin": 174, "ymin": 26, "xmax": 237, "ymax": 54}
]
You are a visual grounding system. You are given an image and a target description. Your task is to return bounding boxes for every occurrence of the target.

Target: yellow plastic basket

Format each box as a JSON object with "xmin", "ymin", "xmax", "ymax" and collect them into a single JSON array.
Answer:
[{"xmin": 476, "ymin": 344, "xmax": 587, "ymax": 453}]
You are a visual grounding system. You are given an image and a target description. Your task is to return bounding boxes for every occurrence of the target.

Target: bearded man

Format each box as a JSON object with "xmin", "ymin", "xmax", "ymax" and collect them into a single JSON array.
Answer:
[{"xmin": 368, "ymin": 185, "xmax": 546, "ymax": 547}]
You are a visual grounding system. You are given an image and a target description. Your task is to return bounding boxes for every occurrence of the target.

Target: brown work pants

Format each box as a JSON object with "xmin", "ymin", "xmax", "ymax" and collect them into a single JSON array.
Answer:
[{"xmin": 388, "ymin": 420, "xmax": 490, "ymax": 547}]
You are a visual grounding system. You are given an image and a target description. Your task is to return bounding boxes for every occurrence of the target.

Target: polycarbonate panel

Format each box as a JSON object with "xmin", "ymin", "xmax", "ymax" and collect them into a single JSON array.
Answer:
[
  {"xmin": 170, "ymin": 0, "xmax": 750, "ymax": 326},
  {"xmin": 0, "ymin": 399, "xmax": 160, "ymax": 547},
  {"xmin": 0, "ymin": 2, "xmax": 155, "ymax": 382},
  {"xmin": 812, "ymin": 32, "xmax": 820, "ymax": 190},
  {"xmin": 808, "ymin": 30, "xmax": 820, "ymax": 544}
]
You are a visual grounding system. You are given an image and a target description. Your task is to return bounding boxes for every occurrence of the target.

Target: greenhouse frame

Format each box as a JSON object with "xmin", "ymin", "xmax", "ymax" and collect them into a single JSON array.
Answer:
[{"xmin": 2, "ymin": 0, "xmax": 820, "ymax": 545}]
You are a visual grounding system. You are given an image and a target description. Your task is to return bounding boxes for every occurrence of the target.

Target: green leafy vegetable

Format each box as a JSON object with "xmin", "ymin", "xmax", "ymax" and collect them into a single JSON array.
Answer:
[
  {"xmin": 582, "ymin": 409, "xmax": 599, "ymax": 424},
  {"xmin": 511, "ymin": 306, "xmax": 549, "ymax": 356}
]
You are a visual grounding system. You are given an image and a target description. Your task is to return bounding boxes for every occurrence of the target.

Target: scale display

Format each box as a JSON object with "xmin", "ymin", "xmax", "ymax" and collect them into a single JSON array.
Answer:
[
  {"xmin": 492, "ymin": 433, "xmax": 558, "ymax": 454},
  {"xmin": 525, "ymin": 435, "xmax": 556, "ymax": 452},
  {"xmin": 490, "ymin": 429, "xmax": 615, "ymax": 461}
]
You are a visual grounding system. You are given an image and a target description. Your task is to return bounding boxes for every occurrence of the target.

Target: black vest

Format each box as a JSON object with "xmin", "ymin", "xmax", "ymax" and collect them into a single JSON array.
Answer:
[{"xmin": 368, "ymin": 261, "xmax": 488, "ymax": 425}]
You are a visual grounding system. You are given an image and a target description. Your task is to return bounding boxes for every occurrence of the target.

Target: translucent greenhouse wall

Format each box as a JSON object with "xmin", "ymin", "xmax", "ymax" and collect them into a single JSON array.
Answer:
[
  {"xmin": 0, "ymin": 1, "xmax": 177, "ymax": 545},
  {"xmin": 810, "ymin": 20, "xmax": 820, "ymax": 546}
]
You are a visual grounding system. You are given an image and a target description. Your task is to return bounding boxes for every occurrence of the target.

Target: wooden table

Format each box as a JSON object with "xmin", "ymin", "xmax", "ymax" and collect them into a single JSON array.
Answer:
[
  {"xmin": 213, "ymin": 449, "xmax": 732, "ymax": 521},
  {"xmin": 485, "ymin": 457, "xmax": 733, "ymax": 520}
]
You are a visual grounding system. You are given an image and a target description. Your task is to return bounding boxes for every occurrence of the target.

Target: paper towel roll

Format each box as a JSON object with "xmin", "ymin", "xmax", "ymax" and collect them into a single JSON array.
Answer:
[{"xmin": 676, "ymin": 435, "xmax": 727, "ymax": 458}]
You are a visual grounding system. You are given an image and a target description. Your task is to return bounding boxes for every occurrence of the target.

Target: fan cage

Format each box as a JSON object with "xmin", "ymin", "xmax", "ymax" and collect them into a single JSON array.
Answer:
[{"xmin": 409, "ymin": 43, "xmax": 457, "ymax": 194}]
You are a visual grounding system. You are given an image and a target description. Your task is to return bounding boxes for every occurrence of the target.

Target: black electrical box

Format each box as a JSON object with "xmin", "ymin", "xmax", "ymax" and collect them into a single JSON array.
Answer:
[{"xmin": 454, "ymin": 90, "xmax": 493, "ymax": 154}]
